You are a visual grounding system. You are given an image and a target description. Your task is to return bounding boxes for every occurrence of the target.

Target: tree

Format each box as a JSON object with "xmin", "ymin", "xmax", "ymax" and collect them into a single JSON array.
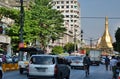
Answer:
[
  {"xmin": 30, "ymin": 0, "xmax": 66, "ymax": 50},
  {"xmin": 64, "ymin": 42, "xmax": 74, "ymax": 54},
  {"xmin": 51, "ymin": 46, "xmax": 64, "ymax": 55},
  {"xmin": 1, "ymin": 0, "xmax": 66, "ymax": 52},
  {"xmin": 113, "ymin": 27, "xmax": 120, "ymax": 53},
  {"xmin": 0, "ymin": 7, "xmax": 20, "ymax": 51}
]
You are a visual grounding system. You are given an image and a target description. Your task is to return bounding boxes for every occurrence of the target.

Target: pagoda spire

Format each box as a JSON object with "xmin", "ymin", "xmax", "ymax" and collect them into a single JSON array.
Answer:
[{"xmin": 97, "ymin": 16, "xmax": 113, "ymax": 50}]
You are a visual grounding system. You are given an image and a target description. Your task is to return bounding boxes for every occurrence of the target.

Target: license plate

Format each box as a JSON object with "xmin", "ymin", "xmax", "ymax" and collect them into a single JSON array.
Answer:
[{"xmin": 37, "ymin": 68, "xmax": 46, "ymax": 72}]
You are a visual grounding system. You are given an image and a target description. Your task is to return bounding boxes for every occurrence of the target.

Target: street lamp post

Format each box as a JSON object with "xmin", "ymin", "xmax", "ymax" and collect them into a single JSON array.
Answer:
[{"xmin": 19, "ymin": 0, "xmax": 24, "ymax": 48}]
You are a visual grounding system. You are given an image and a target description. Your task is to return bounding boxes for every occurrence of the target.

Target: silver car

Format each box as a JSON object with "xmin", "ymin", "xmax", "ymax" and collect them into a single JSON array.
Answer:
[
  {"xmin": 27, "ymin": 54, "xmax": 70, "ymax": 79},
  {"xmin": 65, "ymin": 56, "xmax": 84, "ymax": 69}
]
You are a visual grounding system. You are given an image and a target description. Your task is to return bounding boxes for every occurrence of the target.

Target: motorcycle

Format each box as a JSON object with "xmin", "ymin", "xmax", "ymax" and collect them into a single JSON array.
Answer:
[{"xmin": 115, "ymin": 67, "xmax": 120, "ymax": 79}]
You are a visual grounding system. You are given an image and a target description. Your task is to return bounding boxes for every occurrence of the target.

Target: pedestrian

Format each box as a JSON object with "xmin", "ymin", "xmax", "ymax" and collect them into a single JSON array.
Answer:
[
  {"xmin": 2, "ymin": 55, "xmax": 6, "ymax": 63},
  {"xmin": 105, "ymin": 56, "xmax": 110, "ymax": 71},
  {"xmin": 83, "ymin": 53, "xmax": 91, "ymax": 75},
  {"xmin": 110, "ymin": 56, "xmax": 118, "ymax": 79}
]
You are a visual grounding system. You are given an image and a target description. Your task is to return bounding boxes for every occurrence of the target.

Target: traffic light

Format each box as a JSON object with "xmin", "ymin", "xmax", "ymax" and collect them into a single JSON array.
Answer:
[
  {"xmin": 81, "ymin": 34, "xmax": 83, "ymax": 41},
  {"xmin": 81, "ymin": 30, "xmax": 83, "ymax": 41}
]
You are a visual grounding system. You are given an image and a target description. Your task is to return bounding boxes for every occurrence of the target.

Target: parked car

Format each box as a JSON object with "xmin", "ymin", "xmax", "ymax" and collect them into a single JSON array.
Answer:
[
  {"xmin": 101, "ymin": 56, "xmax": 106, "ymax": 64},
  {"xmin": 65, "ymin": 56, "xmax": 84, "ymax": 69},
  {"xmin": 27, "ymin": 54, "xmax": 70, "ymax": 79}
]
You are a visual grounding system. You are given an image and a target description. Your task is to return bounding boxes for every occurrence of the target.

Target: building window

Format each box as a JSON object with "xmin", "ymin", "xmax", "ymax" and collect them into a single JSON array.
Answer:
[
  {"xmin": 71, "ymin": 5, "xmax": 73, "ymax": 8},
  {"xmin": 70, "ymin": 10, "xmax": 73, "ymax": 13},
  {"xmin": 71, "ymin": 1, "xmax": 73, "ymax": 3},
  {"xmin": 57, "ymin": 6, "xmax": 60, "ymax": 9},
  {"xmin": 66, "ymin": 5, "xmax": 69, "ymax": 8},
  {"xmin": 70, "ymin": 15, "xmax": 73, "ymax": 18},
  {"xmin": 57, "ymin": 1, "xmax": 60, "ymax": 4},
  {"xmin": 66, "ymin": 15, "xmax": 69, "ymax": 18},
  {"xmin": 74, "ymin": 20, "xmax": 77, "ymax": 22},
  {"xmin": 61, "ymin": 6, "xmax": 64, "ymax": 8},
  {"xmin": 66, "ymin": 10, "xmax": 69, "ymax": 13},
  {"xmin": 67, "ymin": 20, "xmax": 69, "ymax": 22},
  {"xmin": 71, "ymin": 20, "xmax": 73, "ymax": 22},
  {"xmin": 61, "ymin": 1, "xmax": 64, "ymax": 4},
  {"xmin": 66, "ymin": 1, "xmax": 69, "ymax": 4}
]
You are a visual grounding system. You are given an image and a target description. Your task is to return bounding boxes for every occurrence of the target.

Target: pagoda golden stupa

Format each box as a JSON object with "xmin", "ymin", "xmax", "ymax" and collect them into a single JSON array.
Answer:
[{"xmin": 97, "ymin": 16, "xmax": 113, "ymax": 55}]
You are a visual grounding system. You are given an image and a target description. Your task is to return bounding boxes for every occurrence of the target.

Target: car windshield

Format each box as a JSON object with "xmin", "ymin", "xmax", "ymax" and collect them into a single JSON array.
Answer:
[
  {"xmin": 71, "ymin": 56, "xmax": 82, "ymax": 61},
  {"xmin": 31, "ymin": 56, "xmax": 55, "ymax": 65}
]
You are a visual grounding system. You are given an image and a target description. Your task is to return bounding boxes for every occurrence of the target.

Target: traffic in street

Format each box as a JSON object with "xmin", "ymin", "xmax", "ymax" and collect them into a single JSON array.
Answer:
[{"xmin": 3, "ymin": 64, "xmax": 112, "ymax": 79}]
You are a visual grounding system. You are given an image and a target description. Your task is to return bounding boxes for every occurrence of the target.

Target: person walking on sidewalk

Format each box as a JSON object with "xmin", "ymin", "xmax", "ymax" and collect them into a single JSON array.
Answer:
[
  {"xmin": 110, "ymin": 56, "xmax": 118, "ymax": 79},
  {"xmin": 105, "ymin": 56, "xmax": 110, "ymax": 71}
]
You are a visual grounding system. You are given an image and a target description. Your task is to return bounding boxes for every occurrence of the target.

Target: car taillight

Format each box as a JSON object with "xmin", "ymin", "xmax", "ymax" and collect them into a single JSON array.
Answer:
[
  {"xmin": 118, "ymin": 73, "xmax": 120, "ymax": 79},
  {"xmin": 54, "ymin": 65, "xmax": 58, "ymax": 74}
]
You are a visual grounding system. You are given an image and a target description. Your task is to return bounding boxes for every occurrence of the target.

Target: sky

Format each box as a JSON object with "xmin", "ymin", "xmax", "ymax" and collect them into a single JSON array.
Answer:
[{"xmin": 78, "ymin": 0, "xmax": 120, "ymax": 44}]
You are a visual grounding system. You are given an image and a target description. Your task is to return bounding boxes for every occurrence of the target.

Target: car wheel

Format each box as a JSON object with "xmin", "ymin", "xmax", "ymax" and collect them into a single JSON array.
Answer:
[
  {"xmin": 71, "ymin": 66, "xmax": 73, "ymax": 69},
  {"xmin": 0, "ymin": 70, "xmax": 2, "ymax": 79}
]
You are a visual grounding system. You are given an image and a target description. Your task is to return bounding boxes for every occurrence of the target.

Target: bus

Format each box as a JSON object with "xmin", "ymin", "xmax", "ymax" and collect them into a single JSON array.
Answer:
[{"xmin": 18, "ymin": 47, "xmax": 44, "ymax": 74}]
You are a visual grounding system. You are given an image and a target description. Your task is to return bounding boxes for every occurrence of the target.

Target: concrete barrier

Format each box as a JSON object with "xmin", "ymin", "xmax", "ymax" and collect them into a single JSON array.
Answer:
[{"xmin": 2, "ymin": 63, "xmax": 19, "ymax": 72}]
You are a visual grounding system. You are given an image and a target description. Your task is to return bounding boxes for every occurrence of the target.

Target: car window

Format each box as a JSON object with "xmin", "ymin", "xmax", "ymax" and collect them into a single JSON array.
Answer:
[
  {"xmin": 30, "ymin": 56, "xmax": 55, "ymax": 65},
  {"xmin": 71, "ymin": 57, "xmax": 82, "ymax": 61}
]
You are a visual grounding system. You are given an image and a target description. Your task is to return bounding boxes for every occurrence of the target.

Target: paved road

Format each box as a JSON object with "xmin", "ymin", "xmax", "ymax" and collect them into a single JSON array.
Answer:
[
  {"xmin": 70, "ymin": 64, "xmax": 113, "ymax": 79},
  {"xmin": 2, "ymin": 64, "xmax": 113, "ymax": 79}
]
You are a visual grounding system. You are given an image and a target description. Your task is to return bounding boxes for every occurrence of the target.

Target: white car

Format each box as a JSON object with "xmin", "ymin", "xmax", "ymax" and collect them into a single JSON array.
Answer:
[
  {"xmin": 27, "ymin": 54, "xmax": 70, "ymax": 79},
  {"xmin": 66, "ymin": 56, "xmax": 84, "ymax": 69}
]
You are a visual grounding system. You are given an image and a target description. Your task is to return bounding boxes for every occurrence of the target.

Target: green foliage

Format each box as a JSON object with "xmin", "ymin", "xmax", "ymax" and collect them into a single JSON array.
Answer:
[
  {"xmin": 29, "ymin": 0, "xmax": 66, "ymax": 50},
  {"xmin": 0, "ymin": 7, "xmax": 19, "ymax": 23},
  {"xmin": 113, "ymin": 27, "xmax": 120, "ymax": 53},
  {"xmin": 64, "ymin": 42, "xmax": 74, "ymax": 53},
  {"xmin": 51, "ymin": 46, "xmax": 64, "ymax": 55},
  {"xmin": 0, "ymin": 0, "xmax": 66, "ymax": 52},
  {"xmin": 115, "ymin": 28, "xmax": 120, "ymax": 42}
]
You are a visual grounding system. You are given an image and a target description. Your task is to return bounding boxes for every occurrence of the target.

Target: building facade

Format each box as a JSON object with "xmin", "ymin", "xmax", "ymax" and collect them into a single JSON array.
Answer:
[
  {"xmin": 52, "ymin": 0, "xmax": 81, "ymax": 49},
  {"xmin": 0, "ymin": 0, "xmax": 81, "ymax": 53}
]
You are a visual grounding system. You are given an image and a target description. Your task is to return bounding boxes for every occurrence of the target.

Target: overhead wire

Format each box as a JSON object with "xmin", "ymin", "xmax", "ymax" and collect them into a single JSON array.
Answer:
[{"xmin": 79, "ymin": 17, "xmax": 120, "ymax": 19}]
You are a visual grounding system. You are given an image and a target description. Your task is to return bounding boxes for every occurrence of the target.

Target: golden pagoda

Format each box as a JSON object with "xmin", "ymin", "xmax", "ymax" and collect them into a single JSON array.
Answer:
[{"xmin": 97, "ymin": 16, "xmax": 113, "ymax": 54}]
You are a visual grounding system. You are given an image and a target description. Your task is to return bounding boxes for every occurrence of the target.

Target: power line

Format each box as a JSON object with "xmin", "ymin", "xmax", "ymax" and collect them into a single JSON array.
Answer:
[{"xmin": 79, "ymin": 17, "xmax": 120, "ymax": 19}]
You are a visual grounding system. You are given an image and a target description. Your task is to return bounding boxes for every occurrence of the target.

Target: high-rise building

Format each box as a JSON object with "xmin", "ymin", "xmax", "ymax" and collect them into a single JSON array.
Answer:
[
  {"xmin": 0, "ymin": 0, "xmax": 81, "ymax": 52},
  {"xmin": 52, "ymin": 0, "xmax": 81, "ymax": 49},
  {"xmin": 0, "ymin": 0, "xmax": 30, "ymax": 9}
]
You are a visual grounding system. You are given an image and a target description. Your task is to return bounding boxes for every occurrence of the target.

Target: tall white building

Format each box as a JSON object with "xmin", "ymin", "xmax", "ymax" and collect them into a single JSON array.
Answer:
[{"xmin": 52, "ymin": 0, "xmax": 81, "ymax": 49}]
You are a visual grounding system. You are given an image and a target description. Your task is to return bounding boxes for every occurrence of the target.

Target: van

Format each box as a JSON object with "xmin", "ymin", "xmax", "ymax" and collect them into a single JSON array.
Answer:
[{"xmin": 27, "ymin": 54, "xmax": 70, "ymax": 79}]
